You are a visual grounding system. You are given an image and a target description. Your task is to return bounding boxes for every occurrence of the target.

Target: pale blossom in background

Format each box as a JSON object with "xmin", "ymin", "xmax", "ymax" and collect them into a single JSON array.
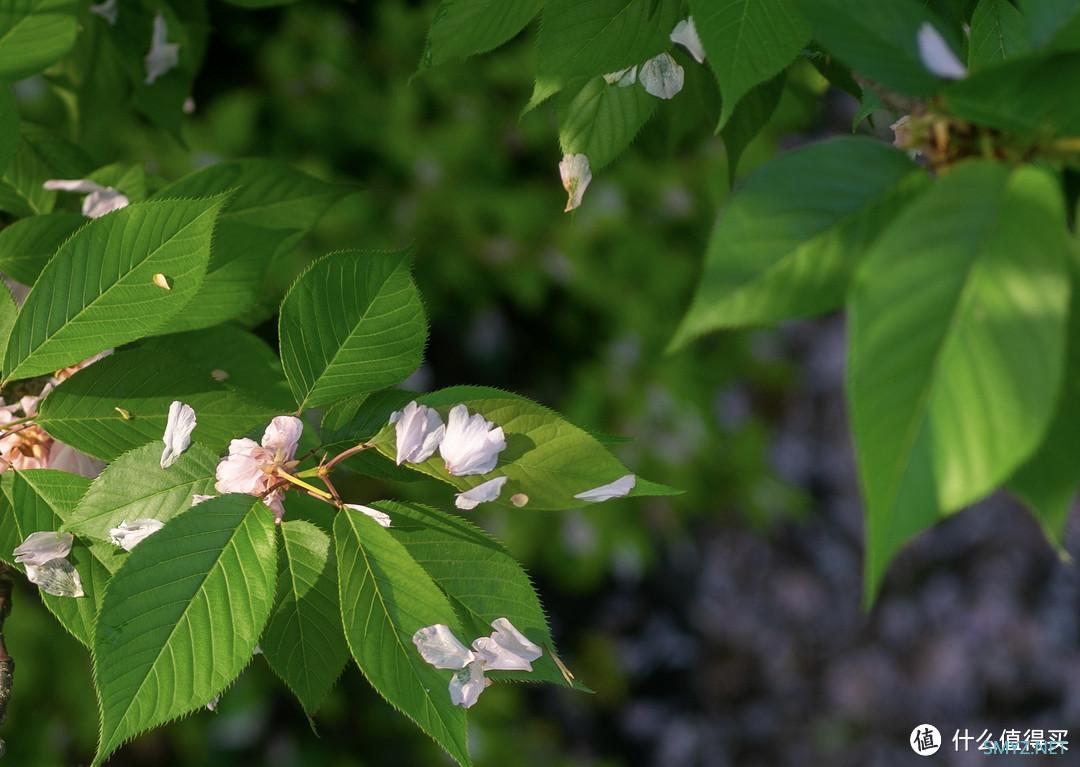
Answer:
[
  {"xmin": 391, "ymin": 401, "xmax": 444, "ymax": 465},
  {"xmin": 89, "ymin": 0, "xmax": 117, "ymax": 24},
  {"xmin": 639, "ymin": 53, "xmax": 684, "ymax": 99},
  {"xmin": 43, "ymin": 179, "xmax": 129, "ymax": 219},
  {"xmin": 343, "ymin": 503, "xmax": 392, "ymax": 528},
  {"xmin": 413, "ymin": 617, "xmax": 542, "ymax": 708},
  {"xmin": 559, "ymin": 153, "xmax": 592, "ymax": 213},
  {"xmin": 670, "ymin": 17, "xmax": 706, "ymax": 63},
  {"xmin": 917, "ymin": 23, "xmax": 967, "ymax": 79},
  {"xmin": 215, "ymin": 416, "xmax": 303, "ymax": 521},
  {"xmin": 160, "ymin": 400, "xmax": 196, "ymax": 468},
  {"xmin": 574, "ymin": 473, "xmax": 636, "ymax": 502},
  {"xmin": 439, "ymin": 404, "xmax": 505, "ymax": 476},
  {"xmin": 454, "ymin": 476, "xmax": 508, "ymax": 510},
  {"xmin": 109, "ymin": 519, "xmax": 165, "ymax": 551},
  {"xmin": 145, "ymin": 12, "xmax": 180, "ymax": 84},
  {"xmin": 603, "ymin": 66, "xmax": 638, "ymax": 87}
]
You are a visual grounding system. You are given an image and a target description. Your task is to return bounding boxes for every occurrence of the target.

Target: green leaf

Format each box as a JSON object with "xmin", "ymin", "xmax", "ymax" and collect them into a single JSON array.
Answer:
[
  {"xmin": 691, "ymin": 0, "xmax": 810, "ymax": 128},
  {"xmin": 3, "ymin": 195, "xmax": 228, "ymax": 381},
  {"xmin": 279, "ymin": 249, "xmax": 427, "ymax": 410},
  {"xmin": 152, "ymin": 160, "xmax": 346, "ymax": 332},
  {"xmin": 968, "ymin": 0, "xmax": 1029, "ymax": 68},
  {"xmin": 372, "ymin": 391, "xmax": 679, "ymax": 510},
  {"xmin": 93, "ymin": 495, "xmax": 277, "ymax": 766},
  {"xmin": 0, "ymin": 280, "xmax": 15, "ymax": 359},
  {"xmin": 1019, "ymin": 0, "xmax": 1080, "ymax": 49},
  {"xmin": 671, "ymin": 138, "xmax": 927, "ymax": 348},
  {"xmin": 424, "ymin": 0, "xmax": 541, "ymax": 65},
  {"xmin": 1008, "ymin": 251, "xmax": 1080, "ymax": 546},
  {"xmin": 65, "ymin": 443, "xmax": 218, "ymax": 541},
  {"xmin": 262, "ymin": 519, "xmax": 349, "ymax": 716},
  {"xmin": 0, "ymin": 123, "xmax": 92, "ymax": 217},
  {"xmin": 535, "ymin": 0, "xmax": 683, "ymax": 97},
  {"xmin": 37, "ymin": 325, "xmax": 293, "ymax": 460},
  {"xmin": 0, "ymin": 470, "xmax": 112, "ymax": 648},
  {"xmin": 383, "ymin": 501, "xmax": 582, "ymax": 689},
  {"xmin": 797, "ymin": 0, "xmax": 946, "ymax": 96},
  {"xmin": 319, "ymin": 391, "xmax": 423, "ymax": 482},
  {"xmin": 848, "ymin": 162, "xmax": 1070, "ymax": 603},
  {"xmin": 557, "ymin": 76, "xmax": 658, "ymax": 170},
  {"xmin": 0, "ymin": 212, "xmax": 85, "ymax": 285},
  {"xmin": 945, "ymin": 52, "xmax": 1080, "ymax": 138},
  {"xmin": 720, "ymin": 72, "xmax": 786, "ymax": 183},
  {"xmin": 0, "ymin": 88, "xmax": 19, "ymax": 177},
  {"xmin": 334, "ymin": 506, "xmax": 471, "ymax": 767},
  {"xmin": 0, "ymin": 0, "xmax": 79, "ymax": 82}
]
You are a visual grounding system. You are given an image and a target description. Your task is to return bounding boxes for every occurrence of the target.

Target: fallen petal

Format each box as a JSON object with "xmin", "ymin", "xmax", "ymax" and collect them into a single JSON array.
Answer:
[
  {"xmin": 26, "ymin": 558, "xmax": 84, "ymax": 598},
  {"xmin": 161, "ymin": 400, "xmax": 197, "ymax": 469},
  {"xmin": 413, "ymin": 624, "xmax": 475, "ymax": 669},
  {"xmin": 670, "ymin": 17, "xmax": 705, "ymax": 63},
  {"xmin": 14, "ymin": 531, "xmax": 73, "ymax": 566},
  {"xmin": 573, "ymin": 474, "xmax": 636, "ymax": 503},
  {"xmin": 454, "ymin": 476, "xmax": 508, "ymax": 510},
  {"xmin": 917, "ymin": 23, "xmax": 967, "ymax": 79},
  {"xmin": 344, "ymin": 503, "xmax": 392, "ymax": 528},
  {"xmin": 559, "ymin": 153, "xmax": 592, "ymax": 213},
  {"xmin": 109, "ymin": 519, "xmax": 165, "ymax": 551},
  {"xmin": 639, "ymin": 53, "xmax": 684, "ymax": 99}
]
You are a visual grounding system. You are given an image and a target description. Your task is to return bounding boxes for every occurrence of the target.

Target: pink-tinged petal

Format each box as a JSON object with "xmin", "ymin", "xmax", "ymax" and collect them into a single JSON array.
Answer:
[
  {"xmin": 215, "ymin": 445, "xmax": 265, "ymax": 495},
  {"xmin": 261, "ymin": 416, "xmax": 303, "ymax": 461},
  {"xmin": 264, "ymin": 491, "xmax": 286, "ymax": 523},
  {"xmin": 413, "ymin": 624, "xmax": 475, "ymax": 669},
  {"xmin": 48, "ymin": 442, "xmax": 105, "ymax": 478}
]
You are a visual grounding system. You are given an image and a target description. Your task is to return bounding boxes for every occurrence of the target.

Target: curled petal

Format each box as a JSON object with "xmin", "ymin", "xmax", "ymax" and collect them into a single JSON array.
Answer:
[
  {"xmin": 439, "ymin": 404, "xmax": 505, "ymax": 476},
  {"xmin": 161, "ymin": 400, "xmax": 197, "ymax": 468},
  {"xmin": 472, "ymin": 617, "xmax": 543, "ymax": 671},
  {"xmin": 392, "ymin": 401, "xmax": 445, "ymax": 465},
  {"xmin": 261, "ymin": 415, "xmax": 303, "ymax": 462},
  {"xmin": 559, "ymin": 153, "xmax": 592, "ymax": 213},
  {"xmin": 26, "ymin": 558, "xmax": 84, "ymax": 598},
  {"xmin": 82, "ymin": 188, "xmax": 129, "ymax": 219},
  {"xmin": 449, "ymin": 660, "xmax": 489, "ymax": 708},
  {"xmin": 917, "ymin": 23, "xmax": 966, "ymax": 79},
  {"xmin": 602, "ymin": 66, "xmax": 637, "ymax": 87},
  {"xmin": 573, "ymin": 474, "xmax": 636, "ymax": 503},
  {"xmin": 14, "ymin": 531, "xmax": 73, "ymax": 566},
  {"xmin": 639, "ymin": 53, "xmax": 684, "ymax": 99},
  {"xmin": 109, "ymin": 519, "xmax": 165, "ymax": 551},
  {"xmin": 413, "ymin": 624, "xmax": 475, "ymax": 670},
  {"xmin": 344, "ymin": 503, "xmax": 392, "ymax": 528},
  {"xmin": 454, "ymin": 476, "xmax": 508, "ymax": 511},
  {"xmin": 145, "ymin": 12, "xmax": 180, "ymax": 85},
  {"xmin": 215, "ymin": 439, "xmax": 266, "ymax": 495}
]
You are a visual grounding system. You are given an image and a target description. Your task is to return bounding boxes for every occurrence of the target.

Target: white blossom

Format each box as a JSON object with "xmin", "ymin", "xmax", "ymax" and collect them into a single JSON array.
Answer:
[
  {"xmin": 917, "ymin": 23, "xmax": 967, "ymax": 79},
  {"xmin": 390, "ymin": 401, "xmax": 445, "ymax": 465},
  {"xmin": 13, "ymin": 531, "xmax": 73, "ymax": 566},
  {"xmin": 454, "ymin": 476, "xmax": 508, "ymax": 510},
  {"xmin": 89, "ymin": 0, "xmax": 118, "ymax": 25},
  {"xmin": 42, "ymin": 179, "xmax": 129, "ymax": 219},
  {"xmin": 109, "ymin": 519, "xmax": 165, "ymax": 551},
  {"xmin": 439, "ymin": 404, "xmax": 505, "ymax": 476},
  {"xmin": 145, "ymin": 12, "xmax": 180, "ymax": 85},
  {"xmin": 602, "ymin": 66, "xmax": 637, "ymax": 87},
  {"xmin": 573, "ymin": 473, "xmax": 636, "ymax": 503},
  {"xmin": 215, "ymin": 416, "xmax": 303, "ymax": 521},
  {"xmin": 670, "ymin": 17, "xmax": 705, "ymax": 64},
  {"xmin": 26, "ymin": 558, "xmax": 84, "ymax": 598},
  {"xmin": 160, "ymin": 400, "xmax": 196, "ymax": 469},
  {"xmin": 639, "ymin": 53, "xmax": 684, "ymax": 99},
  {"xmin": 413, "ymin": 617, "xmax": 542, "ymax": 709},
  {"xmin": 559, "ymin": 153, "xmax": 591, "ymax": 213},
  {"xmin": 344, "ymin": 503, "xmax": 392, "ymax": 528}
]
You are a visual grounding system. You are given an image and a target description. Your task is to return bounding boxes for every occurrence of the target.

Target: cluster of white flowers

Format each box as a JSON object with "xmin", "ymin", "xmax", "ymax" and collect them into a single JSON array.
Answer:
[
  {"xmin": 560, "ymin": 16, "xmax": 705, "ymax": 213},
  {"xmin": 413, "ymin": 618, "xmax": 542, "ymax": 708},
  {"xmin": 13, "ymin": 531, "xmax": 83, "ymax": 598},
  {"xmin": 392, "ymin": 401, "xmax": 509, "ymax": 510}
]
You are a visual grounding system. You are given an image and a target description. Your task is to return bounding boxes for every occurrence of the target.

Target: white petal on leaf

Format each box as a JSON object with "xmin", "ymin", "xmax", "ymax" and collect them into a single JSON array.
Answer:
[
  {"xmin": 559, "ymin": 153, "xmax": 592, "ymax": 213},
  {"xmin": 13, "ymin": 531, "xmax": 73, "ymax": 566},
  {"xmin": 454, "ymin": 476, "xmax": 508, "ymax": 510},
  {"xmin": 670, "ymin": 17, "xmax": 705, "ymax": 63},
  {"xmin": 917, "ymin": 23, "xmax": 967, "ymax": 79},
  {"xmin": 639, "ymin": 53, "xmax": 684, "ymax": 99},
  {"xmin": 412, "ymin": 624, "xmax": 475, "ymax": 669},
  {"xmin": 449, "ymin": 661, "xmax": 489, "ymax": 708},
  {"xmin": 392, "ymin": 401, "xmax": 445, "ymax": 465},
  {"xmin": 573, "ymin": 473, "xmax": 637, "ymax": 502},
  {"xmin": 472, "ymin": 618, "xmax": 543, "ymax": 671},
  {"xmin": 160, "ymin": 400, "xmax": 197, "ymax": 468},
  {"xmin": 25, "ymin": 558, "xmax": 84, "ymax": 598},
  {"xmin": 192, "ymin": 493, "xmax": 216, "ymax": 506},
  {"xmin": 109, "ymin": 519, "xmax": 165, "ymax": 551},
  {"xmin": 602, "ymin": 65, "xmax": 637, "ymax": 87},
  {"xmin": 439, "ymin": 404, "xmax": 506, "ymax": 476},
  {"xmin": 344, "ymin": 503, "xmax": 392, "ymax": 528}
]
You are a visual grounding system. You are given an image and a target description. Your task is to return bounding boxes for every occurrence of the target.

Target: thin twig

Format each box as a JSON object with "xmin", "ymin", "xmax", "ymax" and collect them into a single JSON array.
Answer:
[{"xmin": 323, "ymin": 442, "xmax": 371, "ymax": 473}]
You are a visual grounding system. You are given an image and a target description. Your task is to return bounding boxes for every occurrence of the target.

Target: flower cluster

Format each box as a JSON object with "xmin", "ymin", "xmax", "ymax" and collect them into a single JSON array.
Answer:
[
  {"xmin": 413, "ymin": 618, "xmax": 542, "ymax": 708},
  {"xmin": 392, "ymin": 401, "xmax": 509, "ymax": 510}
]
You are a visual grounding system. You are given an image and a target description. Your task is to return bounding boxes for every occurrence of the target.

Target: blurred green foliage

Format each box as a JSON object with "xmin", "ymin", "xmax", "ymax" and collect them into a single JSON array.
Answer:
[{"xmin": 7, "ymin": 1, "xmax": 827, "ymax": 763}]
